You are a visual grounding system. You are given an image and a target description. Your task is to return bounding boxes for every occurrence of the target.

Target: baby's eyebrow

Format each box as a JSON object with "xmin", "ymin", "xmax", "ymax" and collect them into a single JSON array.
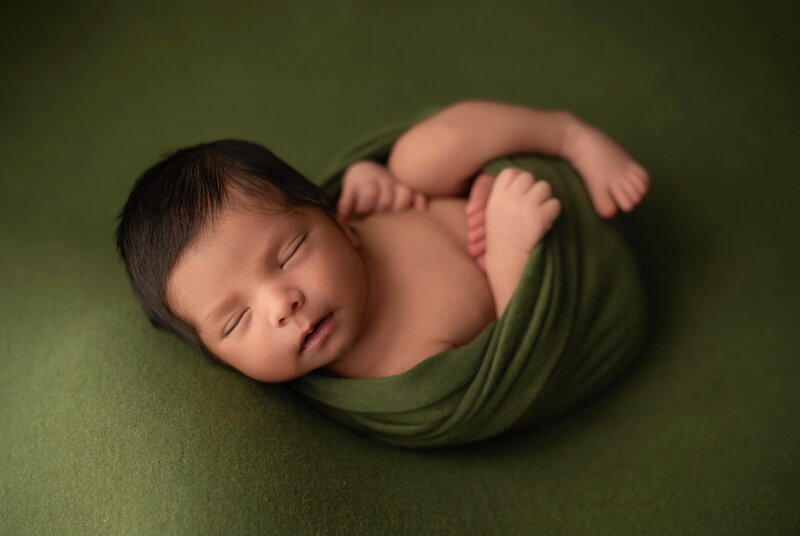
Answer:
[{"xmin": 200, "ymin": 294, "xmax": 241, "ymax": 333}]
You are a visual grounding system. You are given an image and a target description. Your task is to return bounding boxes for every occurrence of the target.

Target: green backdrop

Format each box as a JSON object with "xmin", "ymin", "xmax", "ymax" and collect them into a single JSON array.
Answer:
[{"xmin": 1, "ymin": 1, "xmax": 798, "ymax": 534}]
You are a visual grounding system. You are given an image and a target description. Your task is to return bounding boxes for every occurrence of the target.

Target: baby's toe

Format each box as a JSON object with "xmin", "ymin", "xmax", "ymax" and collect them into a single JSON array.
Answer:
[
  {"xmin": 467, "ymin": 225, "xmax": 486, "ymax": 243},
  {"xmin": 611, "ymin": 183, "xmax": 634, "ymax": 212},
  {"xmin": 587, "ymin": 182, "xmax": 618, "ymax": 219},
  {"xmin": 476, "ymin": 254, "xmax": 486, "ymax": 272},
  {"xmin": 468, "ymin": 239, "xmax": 486, "ymax": 258},
  {"xmin": 626, "ymin": 171, "xmax": 647, "ymax": 196},
  {"xmin": 467, "ymin": 208, "xmax": 486, "ymax": 230},
  {"xmin": 466, "ymin": 172, "xmax": 494, "ymax": 216},
  {"xmin": 621, "ymin": 180, "xmax": 642, "ymax": 204}
]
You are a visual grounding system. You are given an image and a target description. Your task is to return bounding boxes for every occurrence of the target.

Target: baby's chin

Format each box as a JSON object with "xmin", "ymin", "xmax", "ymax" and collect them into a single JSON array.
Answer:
[{"xmin": 248, "ymin": 368, "xmax": 306, "ymax": 384}]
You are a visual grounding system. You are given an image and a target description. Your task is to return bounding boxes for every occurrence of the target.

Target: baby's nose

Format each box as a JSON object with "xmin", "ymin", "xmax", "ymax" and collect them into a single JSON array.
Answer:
[{"xmin": 268, "ymin": 287, "xmax": 303, "ymax": 326}]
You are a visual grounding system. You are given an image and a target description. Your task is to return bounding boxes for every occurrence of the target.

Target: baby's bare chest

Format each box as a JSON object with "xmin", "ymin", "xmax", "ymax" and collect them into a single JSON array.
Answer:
[{"xmin": 347, "ymin": 199, "xmax": 496, "ymax": 376}]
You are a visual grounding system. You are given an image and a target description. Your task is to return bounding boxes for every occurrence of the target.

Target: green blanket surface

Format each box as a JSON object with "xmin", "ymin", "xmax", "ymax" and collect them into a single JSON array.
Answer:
[{"xmin": 289, "ymin": 108, "xmax": 650, "ymax": 448}]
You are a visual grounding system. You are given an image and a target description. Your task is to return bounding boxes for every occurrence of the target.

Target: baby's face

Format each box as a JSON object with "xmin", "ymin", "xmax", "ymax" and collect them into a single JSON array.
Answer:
[{"xmin": 166, "ymin": 196, "xmax": 369, "ymax": 382}]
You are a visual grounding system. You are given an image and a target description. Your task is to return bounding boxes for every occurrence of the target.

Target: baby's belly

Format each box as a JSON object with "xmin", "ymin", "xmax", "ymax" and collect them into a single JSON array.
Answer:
[{"xmin": 347, "ymin": 199, "xmax": 496, "ymax": 376}]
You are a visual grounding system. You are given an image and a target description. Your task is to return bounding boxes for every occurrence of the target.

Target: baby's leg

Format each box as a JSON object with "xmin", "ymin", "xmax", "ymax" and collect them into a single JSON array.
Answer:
[{"xmin": 481, "ymin": 167, "xmax": 561, "ymax": 318}]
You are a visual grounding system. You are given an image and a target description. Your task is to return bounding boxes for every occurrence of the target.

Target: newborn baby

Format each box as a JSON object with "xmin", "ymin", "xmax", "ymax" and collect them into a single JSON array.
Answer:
[{"xmin": 115, "ymin": 99, "xmax": 649, "ymax": 382}]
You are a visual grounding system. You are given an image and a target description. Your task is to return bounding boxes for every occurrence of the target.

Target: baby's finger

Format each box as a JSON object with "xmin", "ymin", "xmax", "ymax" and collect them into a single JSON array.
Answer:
[
  {"xmin": 353, "ymin": 181, "xmax": 380, "ymax": 216},
  {"xmin": 414, "ymin": 193, "xmax": 428, "ymax": 211},
  {"xmin": 337, "ymin": 187, "xmax": 356, "ymax": 221},
  {"xmin": 375, "ymin": 179, "xmax": 395, "ymax": 212},
  {"xmin": 508, "ymin": 171, "xmax": 536, "ymax": 195},
  {"xmin": 392, "ymin": 183, "xmax": 414, "ymax": 211},
  {"xmin": 527, "ymin": 179, "xmax": 552, "ymax": 204},
  {"xmin": 543, "ymin": 197, "xmax": 562, "ymax": 219},
  {"xmin": 494, "ymin": 167, "xmax": 521, "ymax": 190}
]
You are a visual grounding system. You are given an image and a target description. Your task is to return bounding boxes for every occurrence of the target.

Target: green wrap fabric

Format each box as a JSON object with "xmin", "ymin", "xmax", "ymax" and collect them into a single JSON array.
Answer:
[{"xmin": 289, "ymin": 106, "xmax": 649, "ymax": 448}]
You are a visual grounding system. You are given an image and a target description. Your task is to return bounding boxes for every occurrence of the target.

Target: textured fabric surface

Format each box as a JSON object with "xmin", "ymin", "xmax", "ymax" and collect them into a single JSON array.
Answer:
[
  {"xmin": 2, "ymin": 0, "xmax": 798, "ymax": 534},
  {"xmin": 291, "ymin": 112, "xmax": 649, "ymax": 448}
]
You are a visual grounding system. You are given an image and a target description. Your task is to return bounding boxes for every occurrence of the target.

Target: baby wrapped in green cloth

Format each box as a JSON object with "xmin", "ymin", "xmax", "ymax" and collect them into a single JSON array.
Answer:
[
  {"xmin": 116, "ymin": 99, "xmax": 650, "ymax": 450},
  {"xmin": 288, "ymin": 102, "xmax": 650, "ymax": 448}
]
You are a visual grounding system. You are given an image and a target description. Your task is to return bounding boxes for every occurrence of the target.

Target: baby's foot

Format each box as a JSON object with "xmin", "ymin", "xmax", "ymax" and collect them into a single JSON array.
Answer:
[
  {"xmin": 465, "ymin": 172, "xmax": 494, "ymax": 271},
  {"xmin": 568, "ymin": 124, "xmax": 651, "ymax": 219}
]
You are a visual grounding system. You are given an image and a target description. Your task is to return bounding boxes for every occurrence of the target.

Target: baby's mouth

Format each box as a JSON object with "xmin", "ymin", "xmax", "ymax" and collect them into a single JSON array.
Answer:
[{"xmin": 300, "ymin": 312, "xmax": 332, "ymax": 352}]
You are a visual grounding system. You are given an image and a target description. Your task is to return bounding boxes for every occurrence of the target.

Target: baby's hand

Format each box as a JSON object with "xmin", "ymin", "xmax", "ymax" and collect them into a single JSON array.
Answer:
[
  {"xmin": 337, "ymin": 160, "xmax": 428, "ymax": 222},
  {"xmin": 485, "ymin": 167, "xmax": 562, "ymax": 262},
  {"xmin": 565, "ymin": 121, "xmax": 651, "ymax": 219},
  {"xmin": 481, "ymin": 167, "xmax": 561, "ymax": 318}
]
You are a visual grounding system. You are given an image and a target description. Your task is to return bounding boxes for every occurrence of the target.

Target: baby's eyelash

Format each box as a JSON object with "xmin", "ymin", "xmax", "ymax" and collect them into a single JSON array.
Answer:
[
  {"xmin": 282, "ymin": 234, "xmax": 307, "ymax": 267},
  {"xmin": 224, "ymin": 309, "xmax": 247, "ymax": 336}
]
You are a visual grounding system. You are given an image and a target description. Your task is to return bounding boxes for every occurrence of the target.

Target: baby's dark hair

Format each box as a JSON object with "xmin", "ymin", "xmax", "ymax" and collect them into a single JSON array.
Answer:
[{"xmin": 115, "ymin": 139, "xmax": 337, "ymax": 363}]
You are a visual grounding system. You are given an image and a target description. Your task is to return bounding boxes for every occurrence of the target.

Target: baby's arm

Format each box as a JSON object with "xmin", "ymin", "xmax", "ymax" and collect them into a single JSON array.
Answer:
[{"xmin": 388, "ymin": 99, "xmax": 649, "ymax": 217}]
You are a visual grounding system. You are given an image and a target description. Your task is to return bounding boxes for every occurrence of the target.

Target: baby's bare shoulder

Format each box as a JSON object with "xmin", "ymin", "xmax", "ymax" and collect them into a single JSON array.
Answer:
[
  {"xmin": 336, "ymin": 198, "xmax": 494, "ymax": 379},
  {"xmin": 353, "ymin": 197, "xmax": 468, "ymax": 248}
]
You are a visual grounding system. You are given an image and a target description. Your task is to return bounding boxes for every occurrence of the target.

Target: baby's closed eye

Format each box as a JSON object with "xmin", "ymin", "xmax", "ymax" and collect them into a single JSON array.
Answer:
[{"xmin": 281, "ymin": 234, "xmax": 306, "ymax": 267}]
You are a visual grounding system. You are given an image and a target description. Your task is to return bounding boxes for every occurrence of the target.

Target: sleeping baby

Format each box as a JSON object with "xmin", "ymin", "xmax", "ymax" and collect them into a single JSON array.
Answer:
[{"xmin": 115, "ymin": 99, "xmax": 650, "ymax": 383}]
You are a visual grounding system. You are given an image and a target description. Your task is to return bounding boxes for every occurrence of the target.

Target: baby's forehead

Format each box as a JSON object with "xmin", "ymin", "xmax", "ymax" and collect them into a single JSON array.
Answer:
[
  {"xmin": 204, "ymin": 195, "xmax": 303, "ymax": 232},
  {"xmin": 217, "ymin": 189, "xmax": 293, "ymax": 220}
]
